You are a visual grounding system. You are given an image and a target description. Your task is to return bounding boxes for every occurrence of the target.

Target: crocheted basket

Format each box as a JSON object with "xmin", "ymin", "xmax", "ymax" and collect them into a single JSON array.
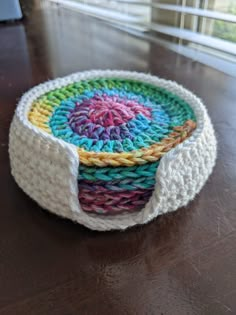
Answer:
[{"xmin": 9, "ymin": 70, "xmax": 217, "ymax": 231}]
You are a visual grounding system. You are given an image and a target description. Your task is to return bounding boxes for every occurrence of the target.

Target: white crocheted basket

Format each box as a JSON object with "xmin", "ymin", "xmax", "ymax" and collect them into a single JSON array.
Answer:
[{"xmin": 9, "ymin": 71, "xmax": 217, "ymax": 231}]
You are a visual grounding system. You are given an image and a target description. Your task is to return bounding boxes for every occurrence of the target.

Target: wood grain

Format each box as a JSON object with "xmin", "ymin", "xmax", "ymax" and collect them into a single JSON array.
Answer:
[{"xmin": 0, "ymin": 2, "xmax": 236, "ymax": 314}]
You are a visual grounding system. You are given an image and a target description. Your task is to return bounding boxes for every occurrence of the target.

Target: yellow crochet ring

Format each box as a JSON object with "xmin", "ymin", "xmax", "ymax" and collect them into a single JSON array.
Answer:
[
  {"xmin": 78, "ymin": 120, "xmax": 196, "ymax": 167},
  {"xmin": 28, "ymin": 99, "xmax": 196, "ymax": 167}
]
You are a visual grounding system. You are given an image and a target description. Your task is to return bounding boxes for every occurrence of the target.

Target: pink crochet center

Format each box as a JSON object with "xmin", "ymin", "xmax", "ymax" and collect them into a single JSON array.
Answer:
[{"xmin": 83, "ymin": 94, "xmax": 152, "ymax": 127}]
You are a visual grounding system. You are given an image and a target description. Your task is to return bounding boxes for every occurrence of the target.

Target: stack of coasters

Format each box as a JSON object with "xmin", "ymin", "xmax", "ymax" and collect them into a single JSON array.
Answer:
[{"xmin": 9, "ymin": 71, "xmax": 217, "ymax": 231}]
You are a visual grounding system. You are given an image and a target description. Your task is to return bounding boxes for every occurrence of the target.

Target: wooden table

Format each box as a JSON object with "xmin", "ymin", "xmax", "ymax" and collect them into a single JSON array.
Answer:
[{"xmin": 0, "ymin": 2, "xmax": 236, "ymax": 314}]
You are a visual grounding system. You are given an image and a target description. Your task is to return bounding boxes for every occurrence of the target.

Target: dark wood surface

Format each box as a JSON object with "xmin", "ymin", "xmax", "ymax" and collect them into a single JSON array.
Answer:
[{"xmin": 1, "ymin": 2, "xmax": 236, "ymax": 314}]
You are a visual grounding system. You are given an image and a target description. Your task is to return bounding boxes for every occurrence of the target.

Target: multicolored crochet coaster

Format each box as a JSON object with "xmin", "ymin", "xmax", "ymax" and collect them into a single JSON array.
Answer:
[{"xmin": 9, "ymin": 71, "xmax": 217, "ymax": 231}]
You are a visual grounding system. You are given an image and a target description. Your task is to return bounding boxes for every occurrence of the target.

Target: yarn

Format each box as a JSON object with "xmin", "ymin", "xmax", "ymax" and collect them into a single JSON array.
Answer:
[
  {"xmin": 28, "ymin": 78, "xmax": 196, "ymax": 214},
  {"xmin": 9, "ymin": 70, "xmax": 217, "ymax": 230}
]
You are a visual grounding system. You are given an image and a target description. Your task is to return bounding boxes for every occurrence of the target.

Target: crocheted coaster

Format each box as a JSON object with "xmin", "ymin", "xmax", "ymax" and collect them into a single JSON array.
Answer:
[{"xmin": 9, "ymin": 71, "xmax": 217, "ymax": 231}]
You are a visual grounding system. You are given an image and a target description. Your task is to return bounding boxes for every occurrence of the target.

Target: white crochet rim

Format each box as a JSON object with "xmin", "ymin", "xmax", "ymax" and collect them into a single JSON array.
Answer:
[{"xmin": 9, "ymin": 70, "xmax": 217, "ymax": 231}]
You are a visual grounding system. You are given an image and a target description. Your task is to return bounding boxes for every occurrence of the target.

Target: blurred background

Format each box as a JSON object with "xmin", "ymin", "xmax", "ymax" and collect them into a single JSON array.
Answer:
[
  {"xmin": 1, "ymin": 0, "xmax": 236, "ymax": 78},
  {"xmin": 35, "ymin": 0, "xmax": 236, "ymax": 76}
]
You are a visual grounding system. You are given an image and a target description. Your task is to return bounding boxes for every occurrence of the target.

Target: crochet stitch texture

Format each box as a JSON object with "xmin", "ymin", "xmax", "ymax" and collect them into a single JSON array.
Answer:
[{"xmin": 9, "ymin": 70, "xmax": 217, "ymax": 231}]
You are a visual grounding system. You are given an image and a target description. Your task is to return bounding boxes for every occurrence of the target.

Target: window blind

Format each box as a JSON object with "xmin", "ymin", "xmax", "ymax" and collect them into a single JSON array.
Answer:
[{"xmin": 49, "ymin": 0, "xmax": 236, "ymax": 75}]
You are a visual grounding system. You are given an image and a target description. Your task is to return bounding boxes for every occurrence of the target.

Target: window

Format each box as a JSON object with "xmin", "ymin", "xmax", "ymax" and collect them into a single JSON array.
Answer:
[{"xmin": 50, "ymin": 0, "xmax": 236, "ymax": 76}]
